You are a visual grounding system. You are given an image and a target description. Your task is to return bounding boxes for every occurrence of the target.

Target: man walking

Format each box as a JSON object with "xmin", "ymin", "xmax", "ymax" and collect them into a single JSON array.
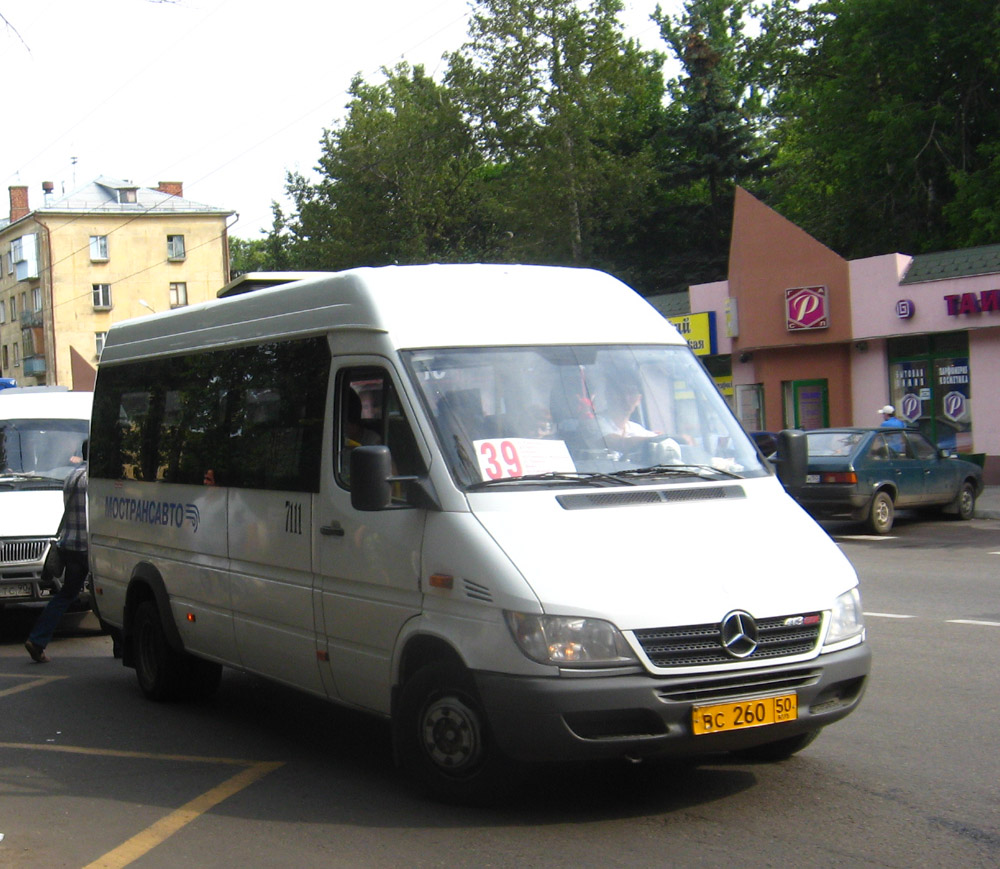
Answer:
[{"xmin": 25, "ymin": 441, "xmax": 88, "ymax": 663}]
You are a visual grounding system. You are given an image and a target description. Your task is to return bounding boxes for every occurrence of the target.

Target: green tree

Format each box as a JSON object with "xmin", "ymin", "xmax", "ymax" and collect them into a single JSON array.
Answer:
[
  {"xmin": 770, "ymin": 0, "xmax": 1000, "ymax": 257},
  {"xmin": 281, "ymin": 63, "xmax": 487, "ymax": 270},
  {"xmin": 445, "ymin": 0, "xmax": 666, "ymax": 279},
  {"xmin": 643, "ymin": 0, "xmax": 787, "ymax": 289}
]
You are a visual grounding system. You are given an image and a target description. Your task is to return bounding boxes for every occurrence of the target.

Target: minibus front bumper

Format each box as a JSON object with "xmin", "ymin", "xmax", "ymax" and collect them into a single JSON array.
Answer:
[{"xmin": 474, "ymin": 642, "xmax": 870, "ymax": 763}]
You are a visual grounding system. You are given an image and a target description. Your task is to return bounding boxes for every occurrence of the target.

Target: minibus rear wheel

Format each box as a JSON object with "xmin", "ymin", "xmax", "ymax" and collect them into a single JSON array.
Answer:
[
  {"xmin": 395, "ymin": 661, "xmax": 524, "ymax": 805},
  {"xmin": 134, "ymin": 600, "xmax": 186, "ymax": 701},
  {"xmin": 133, "ymin": 600, "xmax": 221, "ymax": 701}
]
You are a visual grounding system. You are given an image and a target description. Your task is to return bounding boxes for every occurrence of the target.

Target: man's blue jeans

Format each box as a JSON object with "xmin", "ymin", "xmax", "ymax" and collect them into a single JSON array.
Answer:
[{"xmin": 29, "ymin": 549, "xmax": 89, "ymax": 649}]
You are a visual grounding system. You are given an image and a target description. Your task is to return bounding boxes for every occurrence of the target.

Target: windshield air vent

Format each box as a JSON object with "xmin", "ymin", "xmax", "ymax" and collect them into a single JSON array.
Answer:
[{"xmin": 557, "ymin": 485, "xmax": 745, "ymax": 511}]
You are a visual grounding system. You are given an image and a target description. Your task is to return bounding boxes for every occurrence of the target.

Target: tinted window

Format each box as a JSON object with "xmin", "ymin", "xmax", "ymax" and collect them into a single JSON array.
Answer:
[{"xmin": 91, "ymin": 338, "xmax": 330, "ymax": 492}]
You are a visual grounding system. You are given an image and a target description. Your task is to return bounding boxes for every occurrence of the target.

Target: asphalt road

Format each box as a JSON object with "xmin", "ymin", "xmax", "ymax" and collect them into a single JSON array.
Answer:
[{"xmin": 1, "ymin": 512, "xmax": 998, "ymax": 868}]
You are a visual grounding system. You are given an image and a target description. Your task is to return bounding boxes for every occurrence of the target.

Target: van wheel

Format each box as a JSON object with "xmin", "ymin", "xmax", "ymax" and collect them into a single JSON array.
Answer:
[
  {"xmin": 133, "ymin": 600, "xmax": 187, "ymax": 701},
  {"xmin": 867, "ymin": 491, "xmax": 894, "ymax": 534},
  {"xmin": 732, "ymin": 729, "xmax": 820, "ymax": 762},
  {"xmin": 394, "ymin": 662, "xmax": 523, "ymax": 805}
]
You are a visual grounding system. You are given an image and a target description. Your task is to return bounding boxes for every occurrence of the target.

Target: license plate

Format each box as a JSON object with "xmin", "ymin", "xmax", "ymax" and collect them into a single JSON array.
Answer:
[
  {"xmin": 692, "ymin": 693, "xmax": 797, "ymax": 735},
  {"xmin": 805, "ymin": 474, "xmax": 820, "ymax": 484},
  {"xmin": 0, "ymin": 583, "xmax": 32, "ymax": 598}
]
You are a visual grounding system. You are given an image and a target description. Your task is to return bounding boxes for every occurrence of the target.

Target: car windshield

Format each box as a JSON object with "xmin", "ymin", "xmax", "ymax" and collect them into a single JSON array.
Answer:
[
  {"xmin": 401, "ymin": 345, "xmax": 768, "ymax": 489},
  {"xmin": 806, "ymin": 431, "xmax": 865, "ymax": 458},
  {"xmin": 0, "ymin": 418, "xmax": 88, "ymax": 482}
]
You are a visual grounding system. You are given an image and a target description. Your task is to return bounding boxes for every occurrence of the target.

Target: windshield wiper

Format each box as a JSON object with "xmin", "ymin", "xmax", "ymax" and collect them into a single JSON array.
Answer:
[
  {"xmin": 467, "ymin": 471, "xmax": 638, "ymax": 490},
  {"xmin": 0, "ymin": 472, "xmax": 65, "ymax": 487},
  {"xmin": 617, "ymin": 463, "xmax": 744, "ymax": 480}
]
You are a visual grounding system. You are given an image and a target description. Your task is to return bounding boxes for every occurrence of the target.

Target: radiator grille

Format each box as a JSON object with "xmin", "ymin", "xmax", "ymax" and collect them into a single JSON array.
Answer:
[
  {"xmin": 634, "ymin": 612, "xmax": 823, "ymax": 668},
  {"xmin": 1, "ymin": 538, "xmax": 48, "ymax": 565}
]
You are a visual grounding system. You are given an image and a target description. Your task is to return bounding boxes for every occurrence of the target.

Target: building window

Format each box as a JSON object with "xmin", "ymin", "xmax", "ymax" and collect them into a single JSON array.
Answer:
[
  {"xmin": 32, "ymin": 287, "xmax": 41, "ymax": 311},
  {"xmin": 92, "ymin": 284, "xmax": 112, "ymax": 310},
  {"xmin": 0, "ymin": 300, "xmax": 5, "ymax": 323},
  {"xmin": 96, "ymin": 332, "xmax": 107, "ymax": 359},
  {"xmin": 4, "ymin": 251, "xmax": 10, "ymax": 275},
  {"xmin": 167, "ymin": 235, "xmax": 186, "ymax": 260},
  {"xmin": 13, "ymin": 343, "xmax": 20, "ymax": 367},
  {"xmin": 169, "ymin": 282, "xmax": 188, "ymax": 308},
  {"xmin": 9, "ymin": 295, "xmax": 15, "ymax": 318},
  {"xmin": 90, "ymin": 235, "xmax": 109, "ymax": 261},
  {"xmin": 2, "ymin": 345, "xmax": 7, "ymax": 369}
]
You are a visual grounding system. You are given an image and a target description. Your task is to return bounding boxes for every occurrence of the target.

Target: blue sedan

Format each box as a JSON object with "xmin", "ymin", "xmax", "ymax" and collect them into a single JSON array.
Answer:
[{"xmin": 789, "ymin": 427, "xmax": 984, "ymax": 534}]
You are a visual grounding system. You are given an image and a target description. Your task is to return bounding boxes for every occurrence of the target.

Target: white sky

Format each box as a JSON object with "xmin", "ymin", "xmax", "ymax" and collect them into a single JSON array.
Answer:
[{"xmin": 1, "ymin": 0, "xmax": 678, "ymax": 239}]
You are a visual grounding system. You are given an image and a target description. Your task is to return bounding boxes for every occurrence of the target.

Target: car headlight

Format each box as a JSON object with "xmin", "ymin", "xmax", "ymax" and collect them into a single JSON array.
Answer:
[
  {"xmin": 504, "ymin": 611, "xmax": 639, "ymax": 668},
  {"xmin": 825, "ymin": 587, "xmax": 865, "ymax": 647}
]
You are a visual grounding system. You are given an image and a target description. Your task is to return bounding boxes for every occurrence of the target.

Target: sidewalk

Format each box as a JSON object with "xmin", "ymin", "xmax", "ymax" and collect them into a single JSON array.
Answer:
[{"xmin": 975, "ymin": 485, "xmax": 1000, "ymax": 519}]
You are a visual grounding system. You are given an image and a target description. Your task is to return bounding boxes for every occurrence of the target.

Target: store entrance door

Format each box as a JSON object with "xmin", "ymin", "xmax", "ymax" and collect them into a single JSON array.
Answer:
[{"xmin": 784, "ymin": 379, "xmax": 829, "ymax": 430}]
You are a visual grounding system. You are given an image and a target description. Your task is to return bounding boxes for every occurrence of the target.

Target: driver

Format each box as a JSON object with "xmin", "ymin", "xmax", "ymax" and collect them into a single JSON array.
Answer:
[{"xmin": 598, "ymin": 381, "xmax": 657, "ymax": 441}]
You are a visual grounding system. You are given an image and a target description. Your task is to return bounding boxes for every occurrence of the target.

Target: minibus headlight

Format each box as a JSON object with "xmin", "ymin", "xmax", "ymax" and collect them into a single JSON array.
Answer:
[
  {"xmin": 825, "ymin": 587, "xmax": 865, "ymax": 647},
  {"xmin": 504, "ymin": 612, "xmax": 639, "ymax": 668}
]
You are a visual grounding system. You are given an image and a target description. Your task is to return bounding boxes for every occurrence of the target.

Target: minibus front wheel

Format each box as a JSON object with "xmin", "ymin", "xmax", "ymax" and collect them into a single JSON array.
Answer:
[{"xmin": 395, "ymin": 661, "xmax": 524, "ymax": 804}]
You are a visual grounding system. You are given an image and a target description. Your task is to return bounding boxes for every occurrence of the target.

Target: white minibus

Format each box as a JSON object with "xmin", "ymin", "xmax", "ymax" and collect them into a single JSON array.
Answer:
[
  {"xmin": 1, "ymin": 388, "xmax": 92, "ymax": 610},
  {"xmin": 89, "ymin": 265, "xmax": 869, "ymax": 802}
]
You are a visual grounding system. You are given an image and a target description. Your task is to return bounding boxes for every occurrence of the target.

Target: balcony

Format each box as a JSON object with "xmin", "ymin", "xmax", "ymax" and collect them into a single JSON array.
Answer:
[
  {"xmin": 23, "ymin": 356, "xmax": 46, "ymax": 376},
  {"xmin": 20, "ymin": 310, "xmax": 43, "ymax": 328}
]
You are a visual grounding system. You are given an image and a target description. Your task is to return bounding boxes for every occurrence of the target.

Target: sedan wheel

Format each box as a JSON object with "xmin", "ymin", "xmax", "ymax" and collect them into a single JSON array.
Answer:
[
  {"xmin": 956, "ymin": 481, "xmax": 976, "ymax": 521},
  {"xmin": 867, "ymin": 490, "xmax": 894, "ymax": 534}
]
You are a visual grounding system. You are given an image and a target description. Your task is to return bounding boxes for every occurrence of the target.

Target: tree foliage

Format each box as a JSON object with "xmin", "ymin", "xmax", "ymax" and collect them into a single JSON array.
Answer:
[
  {"xmin": 248, "ymin": 0, "xmax": 1000, "ymax": 293},
  {"xmin": 769, "ymin": 0, "xmax": 1000, "ymax": 257}
]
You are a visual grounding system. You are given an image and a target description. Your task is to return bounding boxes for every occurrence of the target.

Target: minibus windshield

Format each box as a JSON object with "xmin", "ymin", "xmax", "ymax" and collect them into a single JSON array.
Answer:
[
  {"xmin": 0, "ymin": 419, "xmax": 89, "ymax": 483},
  {"xmin": 402, "ymin": 345, "xmax": 768, "ymax": 489}
]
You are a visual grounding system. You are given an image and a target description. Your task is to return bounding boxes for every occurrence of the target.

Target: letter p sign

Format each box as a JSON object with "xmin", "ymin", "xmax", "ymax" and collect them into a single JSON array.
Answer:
[{"xmin": 786, "ymin": 286, "xmax": 829, "ymax": 331}]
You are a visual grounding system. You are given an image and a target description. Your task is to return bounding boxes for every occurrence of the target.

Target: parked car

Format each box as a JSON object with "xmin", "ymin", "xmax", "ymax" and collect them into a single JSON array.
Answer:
[{"xmin": 788, "ymin": 427, "xmax": 983, "ymax": 534}]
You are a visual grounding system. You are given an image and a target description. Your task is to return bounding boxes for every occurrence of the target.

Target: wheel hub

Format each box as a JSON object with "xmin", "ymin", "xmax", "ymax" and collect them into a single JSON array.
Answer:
[{"xmin": 421, "ymin": 696, "xmax": 482, "ymax": 772}]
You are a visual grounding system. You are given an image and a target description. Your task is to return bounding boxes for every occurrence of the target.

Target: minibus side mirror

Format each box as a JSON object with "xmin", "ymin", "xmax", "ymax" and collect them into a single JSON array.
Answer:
[
  {"xmin": 350, "ymin": 445, "xmax": 440, "ymax": 511},
  {"xmin": 774, "ymin": 429, "xmax": 807, "ymax": 490},
  {"xmin": 351, "ymin": 446, "xmax": 393, "ymax": 511}
]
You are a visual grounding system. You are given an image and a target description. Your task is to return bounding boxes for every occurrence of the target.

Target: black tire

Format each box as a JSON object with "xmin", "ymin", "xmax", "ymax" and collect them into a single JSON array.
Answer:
[
  {"xmin": 954, "ymin": 481, "xmax": 976, "ymax": 521},
  {"xmin": 867, "ymin": 490, "xmax": 894, "ymax": 534},
  {"xmin": 133, "ymin": 600, "xmax": 187, "ymax": 701},
  {"xmin": 394, "ymin": 662, "xmax": 524, "ymax": 805},
  {"xmin": 732, "ymin": 729, "xmax": 821, "ymax": 762}
]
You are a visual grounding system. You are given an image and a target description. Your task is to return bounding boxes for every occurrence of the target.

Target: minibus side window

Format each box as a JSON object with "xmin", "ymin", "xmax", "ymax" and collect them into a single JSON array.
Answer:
[
  {"xmin": 91, "ymin": 337, "xmax": 330, "ymax": 492},
  {"xmin": 336, "ymin": 367, "xmax": 424, "ymax": 499}
]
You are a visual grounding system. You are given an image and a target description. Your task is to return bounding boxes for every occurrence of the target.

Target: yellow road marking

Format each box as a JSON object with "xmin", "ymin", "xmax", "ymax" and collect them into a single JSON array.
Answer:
[
  {"xmin": 0, "ymin": 674, "xmax": 66, "ymax": 697},
  {"xmin": 83, "ymin": 761, "xmax": 284, "ymax": 869},
  {"xmin": 0, "ymin": 742, "xmax": 283, "ymax": 867}
]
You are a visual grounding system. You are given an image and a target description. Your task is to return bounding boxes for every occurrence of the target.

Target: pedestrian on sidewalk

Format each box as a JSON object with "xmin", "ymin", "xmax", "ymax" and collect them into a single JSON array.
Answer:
[{"xmin": 25, "ymin": 440, "xmax": 88, "ymax": 663}]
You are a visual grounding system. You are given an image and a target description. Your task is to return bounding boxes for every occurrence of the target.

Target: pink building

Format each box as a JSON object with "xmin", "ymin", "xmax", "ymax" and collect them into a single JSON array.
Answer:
[{"xmin": 689, "ymin": 188, "xmax": 1000, "ymax": 483}]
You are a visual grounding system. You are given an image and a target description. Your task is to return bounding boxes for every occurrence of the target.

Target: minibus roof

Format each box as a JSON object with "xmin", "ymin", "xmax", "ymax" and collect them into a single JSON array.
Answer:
[
  {"xmin": 0, "ymin": 390, "xmax": 93, "ymax": 420},
  {"xmin": 100, "ymin": 264, "xmax": 686, "ymax": 362}
]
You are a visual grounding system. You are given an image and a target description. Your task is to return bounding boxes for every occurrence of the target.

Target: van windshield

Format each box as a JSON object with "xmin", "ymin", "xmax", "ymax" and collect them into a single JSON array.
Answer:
[
  {"xmin": 0, "ymin": 418, "xmax": 89, "ymax": 483},
  {"xmin": 402, "ymin": 345, "xmax": 767, "ymax": 489}
]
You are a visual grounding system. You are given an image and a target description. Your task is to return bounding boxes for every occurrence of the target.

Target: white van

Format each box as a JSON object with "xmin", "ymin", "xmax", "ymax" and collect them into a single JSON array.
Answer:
[
  {"xmin": 0, "ymin": 388, "xmax": 92, "ymax": 609},
  {"xmin": 89, "ymin": 265, "xmax": 869, "ymax": 802}
]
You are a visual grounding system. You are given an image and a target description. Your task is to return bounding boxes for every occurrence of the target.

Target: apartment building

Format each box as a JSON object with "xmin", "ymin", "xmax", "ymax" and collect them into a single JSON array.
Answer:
[{"xmin": 0, "ymin": 178, "xmax": 233, "ymax": 389}]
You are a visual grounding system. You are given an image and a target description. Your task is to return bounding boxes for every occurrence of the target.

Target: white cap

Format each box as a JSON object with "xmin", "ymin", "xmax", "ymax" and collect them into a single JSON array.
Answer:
[{"xmin": 879, "ymin": 405, "xmax": 895, "ymax": 415}]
